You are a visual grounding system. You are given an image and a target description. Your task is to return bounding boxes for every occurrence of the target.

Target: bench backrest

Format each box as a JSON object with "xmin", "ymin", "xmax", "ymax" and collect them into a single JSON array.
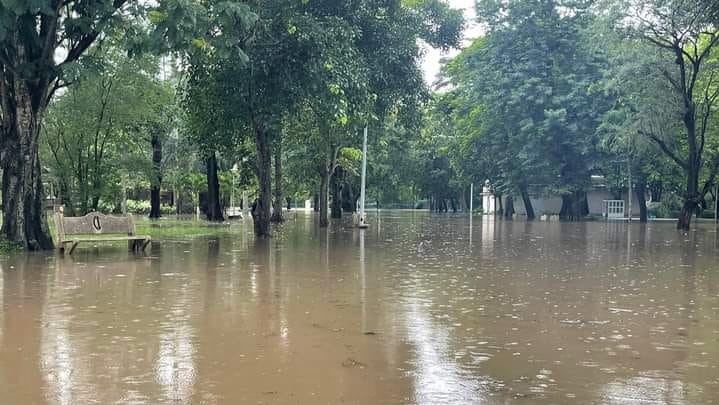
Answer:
[{"xmin": 55, "ymin": 211, "xmax": 136, "ymax": 241}]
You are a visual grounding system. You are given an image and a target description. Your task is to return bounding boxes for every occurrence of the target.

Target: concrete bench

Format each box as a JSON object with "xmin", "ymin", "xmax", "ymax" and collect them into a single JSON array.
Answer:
[{"xmin": 54, "ymin": 210, "xmax": 151, "ymax": 255}]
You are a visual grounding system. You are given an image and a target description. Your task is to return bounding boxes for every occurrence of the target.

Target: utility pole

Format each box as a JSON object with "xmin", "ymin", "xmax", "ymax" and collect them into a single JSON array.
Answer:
[
  {"xmin": 470, "ymin": 183, "xmax": 474, "ymax": 214},
  {"xmin": 627, "ymin": 158, "xmax": 632, "ymax": 222},
  {"xmin": 357, "ymin": 126, "xmax": 369, "ymax": 229}
]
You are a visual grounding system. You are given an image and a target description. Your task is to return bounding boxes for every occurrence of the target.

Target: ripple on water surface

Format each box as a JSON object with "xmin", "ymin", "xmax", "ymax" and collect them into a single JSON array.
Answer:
[{"xmin": 0, "ymin": 212, "xmax": 718, "ymax": 404}]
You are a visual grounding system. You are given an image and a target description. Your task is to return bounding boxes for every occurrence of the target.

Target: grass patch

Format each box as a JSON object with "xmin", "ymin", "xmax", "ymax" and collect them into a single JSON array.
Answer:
[
  {"xmin": 0, "ymin": 239, "xmax": 23, "ymax": 254},
  {"xmin": 135, "ymin": 218, "xmax": 241, "ymax": 239},
  {"xmin": 44, "ymin": 214, "xmax": 241, "ymax": 246}
]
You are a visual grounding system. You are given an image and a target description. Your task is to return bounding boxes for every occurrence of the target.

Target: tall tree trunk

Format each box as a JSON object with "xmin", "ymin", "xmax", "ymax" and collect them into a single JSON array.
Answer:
[
  {"xmin": 559, "ymin": 191, "xmax": 587, "ymax": 221},
  {"xmin": 504, "ymin": 196, "xmax": 514, "ymax": 218},
  {"xmin": 120, "ymin": 185, "xmax": 127, "ymax": 215},
  {"xmin": 205, "ymin": 151, "xmax": 224, "ymax": 222},
  {"xmin": 253, "ymin": 122, "xmax": 271, "ymax": 237},
  {"xmin": 270, "ymin": 139, "xmax": 284, "ymax": 223},
  {"xmin": 319, "ymin": 146, "xmax": 339, "ymax": 227},
  {"xmin": 149, "ymin": 133, "xmax": 162, "ymax": 219},
  {"xmin": 519, "ymin": 185, "xmax": 535, "ymax": 220},
  {"xmin": 78, "ymin": 170, "xmax": 89, "ymax": 215},
  {"xmin": 319, "ymin": 171, "xmax": 330, "ymax": 227},
  {"xmin": 678, "ymin": 199, "xmax": 695, "ymax": 230},
  {"xmin": 649, "ymin": 181, "xmax": 663, "ymax": 203},
  {"xmin": 330, "ymin": 171, "xmax": 342, "ymax": 219},
  {"xmin": 0, "ymin": 87, "xmax": 53, "ymax": 250},
  {"xmin": 673, "ymin": 42, "xmax": 701, "ymax": 231},
  {"xmin": 59, "ymin": 180, "xmax": 75, "ymax": 216},
  {"xmin": 678, "ymin": 159, "xmax": 700, "ymax": 231},
  {"xmin": 635, "ymin": 174, "xmax": 648, "ymax": 223},
  {"xmin": 341, "ymin": 176, "xmax": 357, "ymax": 213}
]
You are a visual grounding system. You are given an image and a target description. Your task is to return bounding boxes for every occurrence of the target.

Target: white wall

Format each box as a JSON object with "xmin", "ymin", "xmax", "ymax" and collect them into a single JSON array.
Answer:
[
  {"xmin": 510, "ymin": 190, "xmax": 638, "ymax": 217},
  {"xmin": 512, "ymin": 196, "xmax": 562, "ymax": 216}
]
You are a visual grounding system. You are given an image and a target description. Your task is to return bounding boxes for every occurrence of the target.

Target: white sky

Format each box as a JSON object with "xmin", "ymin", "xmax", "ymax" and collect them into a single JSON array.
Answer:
[{"xmin": 421, "ymin": 0, "xmax": 482, "ymax": 86}]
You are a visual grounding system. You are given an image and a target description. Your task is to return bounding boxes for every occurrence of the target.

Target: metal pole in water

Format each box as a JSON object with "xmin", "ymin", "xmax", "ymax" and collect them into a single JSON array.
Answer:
[
  {"xmin": 627, "ymin": 158, "xmax": 632, "ymax": 222},
  {"xmin": 358, "ymin": 126, "xmax": 368, "ymax": 228},
  {"xmin": 470, "ymin": 183, "xmax": 473, "ymax": 214},
  {"xmin": 715, "ymin": 183, "xmax": 718, "ymax": 227}
]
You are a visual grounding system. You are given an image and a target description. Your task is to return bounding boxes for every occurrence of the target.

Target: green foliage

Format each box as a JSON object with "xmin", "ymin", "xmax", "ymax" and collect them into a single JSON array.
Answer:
[
  {"xmin": 178, "ymin": 0, "xmax": 464, "ymax": 219},
  {"xmin": 123, "ymin": 200, "xmax": 176, "ymax": 215},
  {"xmin": 144, "ymin": 0, "xmax": 257, "ymax": 61},
  {"xmin": 0, "ymin": 239, "xmax": 23, "ymax": 254},
  {"xmin": 42, "ymin": 49, "xmax": 174, "ymax": 215},
  {"xmin": 426, "ymin": 0, "xmax": 611, "ymax": 208}
]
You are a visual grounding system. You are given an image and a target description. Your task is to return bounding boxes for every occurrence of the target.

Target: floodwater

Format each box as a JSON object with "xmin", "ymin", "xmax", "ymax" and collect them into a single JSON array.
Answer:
[{"xmin": 2, "ymin": 212, "xmax": 719, "ymax": 405}]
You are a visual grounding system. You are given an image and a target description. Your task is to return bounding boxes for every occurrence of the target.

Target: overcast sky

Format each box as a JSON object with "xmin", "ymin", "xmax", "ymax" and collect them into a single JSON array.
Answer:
[{"xmin": 421, "ymin": 0, "xmax": 482, "ymax": 86}]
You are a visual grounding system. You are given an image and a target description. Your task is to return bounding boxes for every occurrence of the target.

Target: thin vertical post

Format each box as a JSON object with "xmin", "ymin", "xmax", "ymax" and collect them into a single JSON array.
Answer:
[
  {"xmin": 715, "ymin": 183, "xmax": 718, "ymax": 226},
  {"xmin": 359, "ymin": 126, "xmax": 368, "ymax": 226},
  {"xmin": 627, "ymin": 158, "xmax": 632, "ymax": 222},
  {"xmin": 470, "ymin": 183, "xmax": 473, "ymax": 214}
]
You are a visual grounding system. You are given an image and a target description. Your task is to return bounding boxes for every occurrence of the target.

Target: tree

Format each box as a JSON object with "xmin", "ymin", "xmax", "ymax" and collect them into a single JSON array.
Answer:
[
  {"xmin": 42, "ymin": 50, "xmax": 169, "ymax": 216},
  {"xmin": 0, "ymin": 0, "xmax": 256, "ymax": 249},
  {"xmin": 591, "ymin": 14, "xmax": 685, "ymax": 223},
  {"xmin": 147, "ymin": 0, "xmax": 258, "ymax": 222},
  {"xmin": 270, "ymin": 136, "xmax": 284, "ymax": 223},
  {"xmin": 623, "ymin": 0, "xmax": 719, "ymax": 230},
  {"xmin": 439, "ymin": 0, "xmax": 610, "ymax": 220},
  {"xmin": 0, "ymin": 0, "xmax": 133, "ymax": 249},
  {"xmin": 182, "ymin": 61, "xmax": 246, "ymax": 222},
  {"xmin": 146, "ymin": 63, "xmax": 175, "ymax": 219},
  {"xmin": 305, "ymin": 0, "xmax": 463, "ymax": 226}
]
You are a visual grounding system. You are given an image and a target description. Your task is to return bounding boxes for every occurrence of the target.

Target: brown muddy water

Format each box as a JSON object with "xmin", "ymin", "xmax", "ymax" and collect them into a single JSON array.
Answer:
[{"xmin": 1, "ymin": 211, "xmax": 719, "ymax": 404}]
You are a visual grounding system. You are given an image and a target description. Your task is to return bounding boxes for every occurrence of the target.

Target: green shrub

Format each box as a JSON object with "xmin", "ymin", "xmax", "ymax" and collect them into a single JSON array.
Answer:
[
  {"xmin": 125, "ymin": 200, "xmax": 178, "ymax": 216},
  {"xmin": 0, "ymin": 240, "xmax": 23, "ymax": 254},
  {"xmin": 161, "ymin": 205, "xmax": 176, "ymax": 215},
  {"xmin": 126, "ymin": 199, "xmax": 151, "ymax": 214}
]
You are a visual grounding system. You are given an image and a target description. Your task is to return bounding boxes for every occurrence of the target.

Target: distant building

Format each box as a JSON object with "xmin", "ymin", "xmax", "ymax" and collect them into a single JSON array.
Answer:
[{"xmin": 498, "ymin": 176, "xmax": 642, "ymax": 219}]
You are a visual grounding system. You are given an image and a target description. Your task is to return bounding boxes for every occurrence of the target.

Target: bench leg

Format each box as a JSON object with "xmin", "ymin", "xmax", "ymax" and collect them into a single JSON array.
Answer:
[
  {"xmin": 140, "ymin": 239, "xmax": 151, "ymax": 252},
  {"xmin": 67, "ymin": 241, "xmax": 78, "ymax": 255},
  {"xmin": 128, "ymin": 240, "xmax": 137, "ymax": 252}
]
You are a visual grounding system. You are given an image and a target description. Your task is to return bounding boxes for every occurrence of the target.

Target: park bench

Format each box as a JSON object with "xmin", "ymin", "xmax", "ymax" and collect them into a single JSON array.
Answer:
[{"xmin": 54, "ymin": 209, "xmax": 151, "ymax": 255}]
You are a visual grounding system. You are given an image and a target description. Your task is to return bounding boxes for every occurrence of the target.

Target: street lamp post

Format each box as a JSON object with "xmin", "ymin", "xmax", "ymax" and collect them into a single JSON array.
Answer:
[
  {"xmin": 356, "ymin": 126, "xmax": 369, "ymax": 229},
  {"xmin": 627, "ymin": 158, "xmax": 632, "ymax": 222}
]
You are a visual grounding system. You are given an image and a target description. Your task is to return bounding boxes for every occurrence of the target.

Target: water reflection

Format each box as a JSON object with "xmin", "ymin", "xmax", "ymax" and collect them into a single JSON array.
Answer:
[
  {"xmin": 601, "ymin": 374, "xmax": 701, "ymax": 404},
  {"xmin": 359, "ymin": 229, "xmax": 367, "ymax": 333},
  {"xmin": 0, "ymin": 261, "xmax": 3, "ymax": 346},
  {"xmin": 0, "ymin": 213, "xmax": 717, "ymax": 404},
  {"xmin": 481, "ymin": 216, "xmax": 495, "ymax": 256},
  {"xmin": 154, "ymin": 273, "xmax": 196, "ymax": 402},
  {"xmin": 1, "ymin": 255, "xmax": 47, "ymax": 404},
  {"xmin": 404, "ymin": 296, "xmax": 488, "ymax": 404}
]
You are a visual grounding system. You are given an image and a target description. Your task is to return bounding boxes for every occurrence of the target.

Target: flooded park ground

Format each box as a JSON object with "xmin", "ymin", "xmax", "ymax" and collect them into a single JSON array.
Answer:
[{"xmin": 1, "ymin": 211, "xmax": 719, "ymax": 404}]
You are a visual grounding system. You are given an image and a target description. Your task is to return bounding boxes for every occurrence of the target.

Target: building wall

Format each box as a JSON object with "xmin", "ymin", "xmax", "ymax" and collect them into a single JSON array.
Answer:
[
  {"xmin": 513, "ymin": 196, "xmax": 563, "ymax": 216},
  {"xmin": 587, "ymin": 190, "xmax": 614, "ymax": 215},
  {"xmin": 510, "ymin": 190, "xmax": 636, "ymax": 217}
]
